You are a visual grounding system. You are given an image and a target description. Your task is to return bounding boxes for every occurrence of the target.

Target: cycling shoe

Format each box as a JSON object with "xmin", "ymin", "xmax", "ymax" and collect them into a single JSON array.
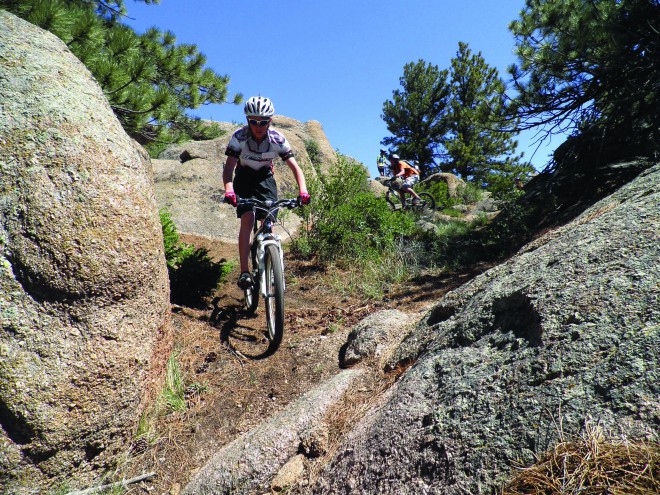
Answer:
[{"xmin": 237, "ymin": 271, "xmax": 254, "ymax": 290}]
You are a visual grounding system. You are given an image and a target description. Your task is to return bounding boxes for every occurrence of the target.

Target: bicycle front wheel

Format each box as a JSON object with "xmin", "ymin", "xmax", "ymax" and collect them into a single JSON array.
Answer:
[
  {"xmin": 264, "ymin": 244, "xmax": 285, "ymax": 351},
  {"xmin": 385, "ymin": 189, "xmax": 403, "ymax": 210}
]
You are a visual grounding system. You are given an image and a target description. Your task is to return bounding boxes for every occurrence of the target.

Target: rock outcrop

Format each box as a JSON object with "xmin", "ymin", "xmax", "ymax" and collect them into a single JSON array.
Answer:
[
  {"xmin": 182, "ymin": 370, "xmax": 362, "ymax": 495},
  {"xmin": 308, "ymin": 161, "xmax": 659, "ymax": 493},
  {"xmin": 0, "ymin": 11, "xmax": 170, "ymax": 492},
  {"xmin": 152, "ymin": 116, "xmax": 335, "ymax": 241},
  {"xmin": 423, "ymin": 172, "xmax": 465, "ymax": 198},
  {"xmin": 339, "ymin": 309, "xmax": 416, "ymax": 368},
  {"xmin": 371, "ymin": 172, "xmax": 465, "ymax": 198}
]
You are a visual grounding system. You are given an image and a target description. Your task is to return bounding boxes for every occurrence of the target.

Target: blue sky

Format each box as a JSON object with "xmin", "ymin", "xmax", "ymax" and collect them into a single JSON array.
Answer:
[{"xmin": 124, "ymin": 0, "xmax": 561, "ymax": 177}]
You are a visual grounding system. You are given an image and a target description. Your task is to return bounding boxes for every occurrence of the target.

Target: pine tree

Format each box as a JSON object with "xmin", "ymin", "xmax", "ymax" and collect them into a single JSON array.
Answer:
[
  {"xmin": 445, "ymin": 42, "xmax": 533, "ymax": 191},
  {"xmin": 508, "ymin": 0, "xmax": 659, "ymax": 143},
  {"xmin": 1, "ymin": 0, "xmax": 242, "ymax": 151},
  {"xmin": 381, "ymin": 50, "xmax": 532, "ymax": 191},
  {"xmin": 381, "ymin": 60, "xmax": 451, "ymax": 177}
]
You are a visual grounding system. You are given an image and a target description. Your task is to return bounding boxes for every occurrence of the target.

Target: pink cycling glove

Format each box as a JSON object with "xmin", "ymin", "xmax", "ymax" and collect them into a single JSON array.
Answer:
[
  {"xmin": 299, "ymin": 192, "xmax": 311, "ymax": 205},
  {"xmin": 224, "ymin": 192, "xmax": 237, "ymax": 207}
]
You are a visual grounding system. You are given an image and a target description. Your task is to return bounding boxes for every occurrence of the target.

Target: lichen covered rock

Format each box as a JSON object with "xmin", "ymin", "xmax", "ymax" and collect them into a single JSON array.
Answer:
[
  {"xmin": 311, "ymin": 162, "xmax": 660, "ymax": 494},
  {"xmin": 0, "ymin": 11, "xmax": 170, "ymax": 492}
]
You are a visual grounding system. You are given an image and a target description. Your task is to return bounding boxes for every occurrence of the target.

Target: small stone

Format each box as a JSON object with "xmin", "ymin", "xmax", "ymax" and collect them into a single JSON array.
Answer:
[{"xmin": 271, "ymin": 454, "xmax": 305, "ymax": 492}]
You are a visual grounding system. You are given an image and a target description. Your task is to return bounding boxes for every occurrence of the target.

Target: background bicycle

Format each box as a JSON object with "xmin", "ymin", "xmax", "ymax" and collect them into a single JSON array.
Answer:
[{"xmin": 383, "ymin": 177, "xmax": 436, "ymax": 213}]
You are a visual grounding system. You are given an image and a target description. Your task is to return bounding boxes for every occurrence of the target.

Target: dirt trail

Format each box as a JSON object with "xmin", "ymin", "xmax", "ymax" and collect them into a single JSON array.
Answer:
[{"xmin": 125, "ymin": 234, "xmax": 488, "ymax": 494}]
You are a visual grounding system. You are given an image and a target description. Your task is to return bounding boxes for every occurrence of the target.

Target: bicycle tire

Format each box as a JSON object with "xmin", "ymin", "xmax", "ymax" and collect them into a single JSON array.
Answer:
[
  {"xmin": 264, "ymin": 244, "xmax": 285, "ymax": 351},
  {"xmin": 385, "ymin": 189, "xmax": 403, "ymax": 210},
  {"xmin": 243, "ymin": 244, "xmax": 259, "ymax": 314},
  {"xmin": 417, "ymin": 192, "xmax": 436, "ymax": 212}
]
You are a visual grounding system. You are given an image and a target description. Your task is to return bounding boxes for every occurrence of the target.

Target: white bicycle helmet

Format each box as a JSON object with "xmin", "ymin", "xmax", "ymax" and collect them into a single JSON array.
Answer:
[{"xmin": 243, "ymin": 96, "xmax": 275, "ymax": 118}]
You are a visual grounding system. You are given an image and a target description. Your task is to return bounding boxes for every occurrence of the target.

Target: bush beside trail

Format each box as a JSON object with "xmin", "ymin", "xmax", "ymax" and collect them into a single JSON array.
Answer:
[
  {"xmin": 292, "ymin": 154, "xmax": 424, "ymax": 297},
  {"xmin": 292, "ymin": 153, "xmax": 513, "ymax": 297}
]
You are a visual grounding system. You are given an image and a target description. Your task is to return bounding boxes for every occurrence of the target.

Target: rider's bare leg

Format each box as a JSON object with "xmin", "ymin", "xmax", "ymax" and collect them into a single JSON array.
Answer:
[
  {"xmin": 238, "ymin": 210, "xmax": 255, "ymax": 273},
  {"xmin": 402, "ymin": 185, "xmax": 421, "ymax": 200},
  {"xmin": 398, "ymin": 190, "xmax": 407, "ymax": 207}
]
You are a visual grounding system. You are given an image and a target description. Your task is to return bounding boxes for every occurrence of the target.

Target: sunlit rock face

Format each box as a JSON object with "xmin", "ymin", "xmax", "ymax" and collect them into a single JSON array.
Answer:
[{"xmin": 0, "ymin": 10, "xmax": 170, "ymax": 492}]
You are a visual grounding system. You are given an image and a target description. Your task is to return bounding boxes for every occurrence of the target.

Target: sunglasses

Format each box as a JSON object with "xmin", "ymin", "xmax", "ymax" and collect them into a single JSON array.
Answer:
[{"xmin": 248, "ymin": 119, "xmax": 271, "ymax": 127}]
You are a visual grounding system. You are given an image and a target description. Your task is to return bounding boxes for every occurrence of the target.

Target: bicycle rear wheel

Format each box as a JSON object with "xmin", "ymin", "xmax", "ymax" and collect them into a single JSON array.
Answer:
[
  {"xmin": 264, "ymin": 244, "xmax": 285, "ymax": 351},
  {"xmin": 417, "ymin": 192, "xmax": 436, "ymax": 213},
  {"xmin": 244, "ymin": 244, "xmax": 259, "ymax": 314}
]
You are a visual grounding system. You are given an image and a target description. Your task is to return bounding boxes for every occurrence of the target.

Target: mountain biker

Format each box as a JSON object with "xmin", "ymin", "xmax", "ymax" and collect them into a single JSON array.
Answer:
[
  {"xmin": 223, "ymin": 96, "xmax": 311, "ymax": 289},
  {"xmin": 389, "ymin": 154, "xmax": 422, "ymax": 207},
  {"xmin": 377, "ymin": 149, "xmax": 388, "ymax": 176}
]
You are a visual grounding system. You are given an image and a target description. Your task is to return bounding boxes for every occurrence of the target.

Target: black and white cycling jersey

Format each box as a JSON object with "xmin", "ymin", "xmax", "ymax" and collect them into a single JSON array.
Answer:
[{"xmin": 225, "ymin": 126, "xmax": 295, "ymax": 171}]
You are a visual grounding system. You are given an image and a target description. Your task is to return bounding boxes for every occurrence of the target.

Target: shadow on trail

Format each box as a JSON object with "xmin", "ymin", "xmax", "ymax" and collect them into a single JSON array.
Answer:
[
  {"xmin": 209, "ymin": 296, "xmax": 277, "ymax": 360},
  {"xmin": 390, "ymin": 262, "xmax": 497, "ymax": 306}
]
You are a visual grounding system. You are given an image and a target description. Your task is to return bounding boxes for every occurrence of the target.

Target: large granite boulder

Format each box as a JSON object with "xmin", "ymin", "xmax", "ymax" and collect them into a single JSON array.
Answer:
[
  {"xmin": 310, "ymin": 161, "xmax": 659, "ymax": 494},
  {"xmin": 0, "ymin": 11, "xmax": 170, "ymax": 492}
]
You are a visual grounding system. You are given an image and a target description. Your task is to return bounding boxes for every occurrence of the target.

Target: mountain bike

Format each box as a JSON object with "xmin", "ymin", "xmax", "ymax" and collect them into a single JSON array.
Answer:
[
  {"xmin": 238, "ymin": 197, "xmax": 301, "ymax": 353},
  {"xmin": 384, "ymin": 178, "xmax": 436, "ymax": 213}
]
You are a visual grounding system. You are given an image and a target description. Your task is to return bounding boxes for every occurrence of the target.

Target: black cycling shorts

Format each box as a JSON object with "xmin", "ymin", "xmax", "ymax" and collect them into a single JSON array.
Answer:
[{"xmin": 233, "ymin": 166, "xmax": 278, "ymax": 219}]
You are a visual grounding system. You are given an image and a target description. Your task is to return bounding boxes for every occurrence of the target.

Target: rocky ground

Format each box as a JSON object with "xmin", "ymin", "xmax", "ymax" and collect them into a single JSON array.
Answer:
[{"xmin": 119, "ymin": 234, "xmax": 490, "ymax": 494}]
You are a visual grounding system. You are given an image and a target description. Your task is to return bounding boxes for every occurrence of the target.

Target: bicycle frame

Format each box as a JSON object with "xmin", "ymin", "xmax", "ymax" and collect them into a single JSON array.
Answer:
[
  {"xmin": 383, "ymin": 178, "xmax": 436, "ymax": 212},
  {"xmin": 386, "ymin": 178, "xmax": 413, "ymax": 202}
]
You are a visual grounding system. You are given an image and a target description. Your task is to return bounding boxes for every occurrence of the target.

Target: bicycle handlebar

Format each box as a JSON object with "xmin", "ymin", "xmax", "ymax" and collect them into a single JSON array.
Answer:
[{"xmin": 236, "ymin": 197, "xmax": 302, "ymax": 210}]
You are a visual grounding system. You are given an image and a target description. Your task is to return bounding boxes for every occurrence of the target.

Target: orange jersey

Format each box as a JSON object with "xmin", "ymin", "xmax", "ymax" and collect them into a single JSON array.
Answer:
[{"xmin": 395, "ymin": 160, "xmax": 419, "ymax": 178}]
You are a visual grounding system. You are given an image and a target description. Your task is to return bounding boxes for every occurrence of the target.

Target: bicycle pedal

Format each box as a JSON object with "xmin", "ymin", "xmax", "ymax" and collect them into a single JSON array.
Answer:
[{"xmin": 237, "ymin": 272, "xmax": 254, "ymax": 290}]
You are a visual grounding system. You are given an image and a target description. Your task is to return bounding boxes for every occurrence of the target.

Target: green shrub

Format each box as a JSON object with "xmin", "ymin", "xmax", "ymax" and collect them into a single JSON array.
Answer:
[
  {"xmin": 480, "ymin": 200, "xmax": 535, "ymax": 257},
  {"xmin": 159, "ymin": 208, "xmax": 232, "ymax": 307},
  {"xmin": 294, "ymin": 154, "xmax": 416, "ymax": 264},
  {"xmin": 291, "ymin": 153, "xmax": 539, "ymax": 293},
  {"xmin": 416, "ymin": 219, "xmax": 482, "ymax": 269},
  {"xmin": 440, "ymin": 207, "xmax": 464, "ymax": 218},
  {"xmin": 418, "ymin": 180, "xmax": 451, "ymax": 209},
  {"xmin": 161, "ymin": 208, "xmax": 190, "ymax": 268},
  {"xmin": 304, "ymin": 138, "xmax": 323, "ymax": 168},
  {"xmin": 455, "ymin": 182, "xmax": 484, "ymax": 205},
  {"xmin": 291, "ymin": 153, "xmax": 504, "ymax": 293},
  {"xmin": 419, "ymin": 179, "xmax": 485, "ymax": 209}
]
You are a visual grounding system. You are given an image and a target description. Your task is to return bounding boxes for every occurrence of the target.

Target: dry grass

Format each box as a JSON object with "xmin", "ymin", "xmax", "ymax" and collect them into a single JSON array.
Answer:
[{"xmin": 502, "ymin": 422, "xmax": 659, "ymax": 495}]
